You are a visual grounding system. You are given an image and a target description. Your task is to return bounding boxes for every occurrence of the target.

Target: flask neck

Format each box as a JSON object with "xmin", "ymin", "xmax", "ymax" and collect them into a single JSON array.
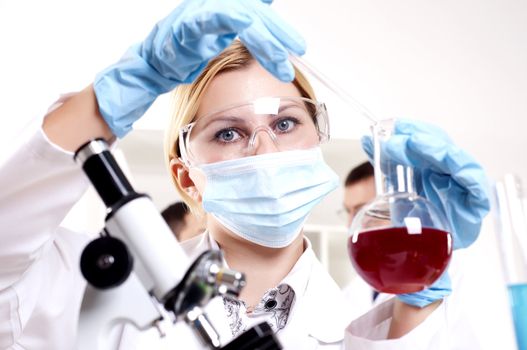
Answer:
[
  {"xmin": 384, "ymin": 165, "xmax": 416, "ymax": 195},
  {"xmin": 372, "ymin": 119, "xmax": 416, "ymax": 197}
]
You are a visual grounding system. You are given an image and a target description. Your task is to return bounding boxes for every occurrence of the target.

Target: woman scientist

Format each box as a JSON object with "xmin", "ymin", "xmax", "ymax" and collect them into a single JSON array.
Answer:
[{"xmin": 0, "ymin": 0, "xmax": 490, "ymax": 349}]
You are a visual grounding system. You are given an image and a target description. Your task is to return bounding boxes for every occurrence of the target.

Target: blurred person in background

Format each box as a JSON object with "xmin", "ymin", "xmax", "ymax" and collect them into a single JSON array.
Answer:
[
  {"xmin": 161, "ymin": 201, "xmax": 207, "ymax": 242},
  {"xmin": 342, "ymin": 161, "xmax": 375, "ymax": 228}
]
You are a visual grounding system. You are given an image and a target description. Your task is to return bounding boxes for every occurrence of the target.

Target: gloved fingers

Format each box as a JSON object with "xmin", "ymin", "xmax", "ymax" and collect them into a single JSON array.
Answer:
[
  {"xmin": 361, "ymin": 134, "xmax": 416, "ymax": 169},
  {"xmin": 239, "ymin": 23, "xmax": 296, "ymax": 82},
  {"xmin": 260, "ymin": 0, "xmax": 274, "ymax": 4},
  {"xmin": 247, "ymin": 0, "xmax": 306, "ymax": 56},
  {"xmin": 394, "ymin": 119, "xmax": 452, "ymax": 142},
  {"xmin": 363, "ymin": 119, "xmax": 453, "ymax": 172},
  {"xmin": 424, "ymin": 172, "xmax": 489, "ymax": 248},
  {"xmin": 360, "ymin": 135, "xmax": 374, "ymax": 161},
  {"xmin": 144, "ymin": 1, "xmax": 255, "ymax": 81},
  {"xmin": 360, "ymin": 118, "xmax": 451, "ymax": 164},
  {"xmin": 362, "ymin": 124, "xmax": 491, "ymax": 250},
  {"xmin": 406, "ymin": 132, "xmax": 490, "ymax": 203},
  {"xmin": 175, "ymin": 6, "xmax": 254, "ymax": 43},
  {"xmin": 361, "ymin": 133, "xmax": 419, "ymax": 191},
  {"xmin": 387, "ymin": 136, "xmax": 456, "ymax": 184},
  {"xmin": 390, "ymin": 119, "xmax": 489, "ymax": 195},
  {"xmin": 363, "ymin": 119, "xmax": 482, "ymax": 177},
  {"xmin": 366, "ymin": 130, "xmax": 490, "ymax": 205},
  {"xmin": 361, "ymin": 132, "xmax": 453, "ymax": 182},
  {"xmin": 397, "ymin": 271, "xmax": 451, "ymax": 308},
  {"xmin": 175, "ymin": 0, "xmax": 304, "ymax": 56}
]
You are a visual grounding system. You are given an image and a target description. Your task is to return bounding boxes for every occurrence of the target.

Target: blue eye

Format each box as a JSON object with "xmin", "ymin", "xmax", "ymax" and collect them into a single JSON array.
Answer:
[
  {"xmin": 275, "ymin": 118, "xmax": 298, "ymax": 133},
  {"xmin": 215, "ymin": 128, "xmax": 241, "ymax": 143}
]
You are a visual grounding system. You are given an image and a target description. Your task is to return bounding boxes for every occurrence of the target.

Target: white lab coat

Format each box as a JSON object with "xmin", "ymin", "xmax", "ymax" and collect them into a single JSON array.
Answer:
[{"xmin": 0, "ymin": 104, "xmax": 517, "ymax": 349}]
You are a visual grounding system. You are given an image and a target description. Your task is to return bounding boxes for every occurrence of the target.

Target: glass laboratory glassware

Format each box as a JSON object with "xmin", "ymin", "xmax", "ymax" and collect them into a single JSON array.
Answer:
[
  {"xmin": 347, "ymin": 119, "xmax": 453, "ymax": 294},
  {"xmin": 494, "ymin": 175, "xmax": 527, "ymax": 350}
]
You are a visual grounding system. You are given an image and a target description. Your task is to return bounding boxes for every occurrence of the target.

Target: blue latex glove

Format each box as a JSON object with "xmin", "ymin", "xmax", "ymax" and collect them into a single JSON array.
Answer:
[
  {"xmin": 94, "ymin": 0, "xmax": 305, "ymax": 138},
  {"xmin": 398, "ymin": 271, "xmax": 452, "ymax": 308},
  {"xmin": 362, "ymin": 119, "xmax": 491, "ymax": 307}
]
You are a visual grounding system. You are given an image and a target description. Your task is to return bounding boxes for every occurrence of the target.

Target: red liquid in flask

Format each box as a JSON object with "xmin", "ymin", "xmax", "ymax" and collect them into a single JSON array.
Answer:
[{"xmin": 348, "ymin": 227, "xmax": 452, "ymax": 294}]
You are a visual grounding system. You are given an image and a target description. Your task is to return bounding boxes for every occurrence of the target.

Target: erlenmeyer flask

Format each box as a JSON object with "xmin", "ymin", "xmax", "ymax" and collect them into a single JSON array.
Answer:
[{"xmin": 348, "ymin": 119, "xmax": 453, "ymax": 294}]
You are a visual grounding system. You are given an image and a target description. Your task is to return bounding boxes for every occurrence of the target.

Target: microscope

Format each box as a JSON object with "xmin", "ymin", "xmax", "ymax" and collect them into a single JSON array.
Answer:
[{"xmin": 74, "ymin": 139, "xmax": 281, "ymax": 350}]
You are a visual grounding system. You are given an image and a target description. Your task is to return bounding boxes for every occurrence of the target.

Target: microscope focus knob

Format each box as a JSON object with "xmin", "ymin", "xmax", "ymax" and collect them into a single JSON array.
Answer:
[{"xmin": 80, "ymin": 236, "xmax": 134, "ymax": 289}]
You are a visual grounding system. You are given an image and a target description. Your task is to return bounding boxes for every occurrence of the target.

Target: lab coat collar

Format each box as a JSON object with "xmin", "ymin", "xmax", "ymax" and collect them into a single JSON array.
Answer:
[
  {"xmin": 282, "ymin": 242, "xmax": 350, "ymax": 345},
  {"xmin": 276, "ymin": 237, "xmax": 311, "ymax": 302}
]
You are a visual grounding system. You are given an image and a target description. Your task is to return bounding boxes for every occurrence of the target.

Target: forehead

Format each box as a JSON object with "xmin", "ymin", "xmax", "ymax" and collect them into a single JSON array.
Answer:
[
  {"xmin": 344, "ymin": 177, "xmax": 376, "ymax": 204},
  {"xmin": 196, "ymin": 61, "xmax": 302, "ymax": 119}
]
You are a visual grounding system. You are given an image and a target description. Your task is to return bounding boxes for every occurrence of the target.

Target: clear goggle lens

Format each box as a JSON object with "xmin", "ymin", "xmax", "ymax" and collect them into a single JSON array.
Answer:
[{"xmin": 179, "ymin": 97, "xmax": 329, "ymax": 165}]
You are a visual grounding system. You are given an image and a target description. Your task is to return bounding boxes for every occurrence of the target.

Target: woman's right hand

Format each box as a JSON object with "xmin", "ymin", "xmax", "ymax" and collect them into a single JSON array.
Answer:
[{"xmin": 94, "ymin": 0, "xmax": 305, "ymax": 138}]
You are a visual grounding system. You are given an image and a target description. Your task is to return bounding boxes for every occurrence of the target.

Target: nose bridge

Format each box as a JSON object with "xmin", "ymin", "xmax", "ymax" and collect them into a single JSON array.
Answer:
[{"xmin": 248, "ymin": 126, "xmax": 279, "ymax": 155}]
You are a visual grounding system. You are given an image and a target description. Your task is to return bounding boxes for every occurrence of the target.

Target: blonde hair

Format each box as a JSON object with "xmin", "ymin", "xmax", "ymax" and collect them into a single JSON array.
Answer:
[{"xmin": 164, "ymin": 41, "xmax": 317, "ymax": 213}]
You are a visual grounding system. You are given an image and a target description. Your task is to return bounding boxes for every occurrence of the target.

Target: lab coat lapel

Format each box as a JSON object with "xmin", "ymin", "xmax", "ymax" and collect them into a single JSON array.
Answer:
[
  {"xmin": 278, "ymin": 249, "xmax": 350, "ymax": 348},
  {"xmin": 303, "ymin": 255, "xmax": 350, "ymax": 343}
]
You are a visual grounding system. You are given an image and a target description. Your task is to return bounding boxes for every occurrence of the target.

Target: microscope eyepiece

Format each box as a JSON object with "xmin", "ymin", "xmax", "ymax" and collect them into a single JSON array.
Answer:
[{"xmin": 74, "ymin": 139, "xmax": 136, "ymax": 208}]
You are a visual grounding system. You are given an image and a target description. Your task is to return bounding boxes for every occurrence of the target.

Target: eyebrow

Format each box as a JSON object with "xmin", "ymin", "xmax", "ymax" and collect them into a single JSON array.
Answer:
[
  {"xmin": 202, "ymin": 116, "xmax": 252, "ymax": 129},
  {"xmin": 197, "ymin": 101, "xmax": 308, "ymax": 123},
  {"xmin": 278, "ymin": 102, "xmax": 307, "ymax": 114}
]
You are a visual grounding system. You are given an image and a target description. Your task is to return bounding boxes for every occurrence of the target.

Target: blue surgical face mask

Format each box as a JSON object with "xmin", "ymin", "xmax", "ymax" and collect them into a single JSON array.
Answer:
[{"xmin": 193, "ymin": 147, "xmax": 339, "ymax": 248}]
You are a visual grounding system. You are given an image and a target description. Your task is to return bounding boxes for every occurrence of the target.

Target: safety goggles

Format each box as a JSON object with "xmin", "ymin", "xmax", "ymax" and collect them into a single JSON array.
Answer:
[{"xmin": 179, "ymin": 97, "xmax": 330, "ymax": 165}]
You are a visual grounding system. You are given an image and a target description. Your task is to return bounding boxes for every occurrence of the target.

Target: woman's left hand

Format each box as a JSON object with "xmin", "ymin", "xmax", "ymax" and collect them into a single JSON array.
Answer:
[{"xmin": 362, "ymin": 119, "xmax": 491, "ymax": 250}]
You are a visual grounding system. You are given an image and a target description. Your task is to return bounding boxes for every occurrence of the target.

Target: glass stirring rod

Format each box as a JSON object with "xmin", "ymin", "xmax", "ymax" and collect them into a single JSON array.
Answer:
[{"xmin": 289, "ymin": 55, "xmax": 379, "ymax": 124}]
